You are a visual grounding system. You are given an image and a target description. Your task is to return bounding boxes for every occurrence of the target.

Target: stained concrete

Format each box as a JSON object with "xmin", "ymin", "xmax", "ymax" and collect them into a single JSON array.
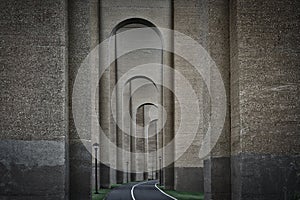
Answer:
[
  {"xmin": 204, "ymin": 157, "xmax": 231, "ymax": 200},
  {"xmin": 230, "ymin": 0, "xmax": 300, "ymax": 199},
  {"xmin": 0, "ymin": 140, "xmax": 67, "ymax": 199},
  {"xmin": 174, "ymin": 0, "xmax": 231, "ymax": 195},
  {"xmin": 232, "ymin": 154, "xmax": 300, "ymax": 200},
  {"xmin": 1, "ymin": 0, "xmax": 300, "ymax": 199},
  {"xmin": 175, "ymin": 167, "xmax": 204, "ymax": 192},
  {"xmin": 68, "ymin": 0, "xmax": 97, "ymax": 198},
  {"xmin": 0, "ymin": 0, "xmax": 68, "ymax": 199}
]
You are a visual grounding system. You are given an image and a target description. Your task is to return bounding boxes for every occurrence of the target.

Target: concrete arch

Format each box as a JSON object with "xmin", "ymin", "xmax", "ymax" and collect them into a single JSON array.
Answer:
[
  {"xmin": 110, "ymin": 18, "xmax": 164, "ymax": 183},
  {"xmin": 110, "ymin": 18, "xmax": 164, "ymax": 46},
  {"xmin": 123, "ymin": 76, "xmax": 159, "ymax": 92}
]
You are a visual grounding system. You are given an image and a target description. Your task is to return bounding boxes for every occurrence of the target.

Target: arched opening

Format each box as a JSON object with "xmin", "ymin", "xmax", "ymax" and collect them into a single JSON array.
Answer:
[{"xmin": 98, "ymin": 18, "xmax": 164, "ymax": 188}]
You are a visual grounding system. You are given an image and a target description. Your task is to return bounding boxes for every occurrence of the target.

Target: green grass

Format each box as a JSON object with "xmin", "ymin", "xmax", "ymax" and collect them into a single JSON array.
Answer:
[
  {"xmin": 92, "ymin": 189, "xmax": 111, "ymax": 200},
  {"xmin": 91, "ymin": 183, "xmax": 128, "ymax": 200},
  {"xmin": 92, "ymin": 183, "xmax": 204, "ymax": 200},
  {"xmin": 159, "ymin": 186, "xmax": 204, "ymax": 200}
]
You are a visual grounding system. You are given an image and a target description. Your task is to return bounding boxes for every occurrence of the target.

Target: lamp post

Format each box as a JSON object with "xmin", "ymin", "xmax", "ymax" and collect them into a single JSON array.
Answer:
[
  {"xmin": 152, "ymin": 166, "xmax": 154, "ymax": 180},
  {"xmin": 159, "ymin": 156, "xmax": 162, "ymax": 185},
  {"xmin": 93, "ymin": 143, "xmax": 99, "ymax": 194},
  {"xmin": 126, "ymin": 161, "xmax": 129, "ymax": 183}
]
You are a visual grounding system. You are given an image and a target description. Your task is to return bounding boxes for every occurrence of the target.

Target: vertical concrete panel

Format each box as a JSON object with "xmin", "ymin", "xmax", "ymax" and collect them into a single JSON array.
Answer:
[
  {"xmin": 173, "ymin": 0, "xmax": 206, "ymax": 193},
  {"xmin": 68, "ymin": 0, "xmax": 97, "ymax": 198},
  {"xmin": 174, "ymin": 0, "xmax": 230, "ymax": 195},
  {"xmin": 204, "ymin": 0, "xmax": 231, "ymax": 199},
  {"xmin": 230, "ymin": 0, "xmax": 300, "ymax": 199},
  {"xmin": 0, "ymin": 0, "xmax": 68, "ymax": 199}
]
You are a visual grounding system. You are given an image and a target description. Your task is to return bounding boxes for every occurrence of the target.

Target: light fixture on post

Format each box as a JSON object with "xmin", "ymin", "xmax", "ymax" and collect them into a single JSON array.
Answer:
[
  {"xmin": 159, "ymin": 156, "xmax": 162, "ymax": 185},
  {"xmin": 126, "ymin": 161, "xmax": 129, "ymax": 183},
  {"xmin": 93, "ymin": 143, "xmax": 100, "ymax": 194}
]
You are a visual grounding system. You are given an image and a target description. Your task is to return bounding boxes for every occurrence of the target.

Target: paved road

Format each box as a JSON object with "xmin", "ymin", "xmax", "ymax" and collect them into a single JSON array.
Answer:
[{"xmin": 105, "ymin": 180, "xmax": 176, "ymax": 200}]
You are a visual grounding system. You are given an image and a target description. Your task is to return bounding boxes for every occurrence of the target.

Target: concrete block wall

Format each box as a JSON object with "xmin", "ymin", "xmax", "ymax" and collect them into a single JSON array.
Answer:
[
  {"xmin": 0, "ymin": 0, "xmax": 68, "ymax": 199},
  {"xmin": 230, "ymin": 0, "xmax": 300, "ymax": 199}
]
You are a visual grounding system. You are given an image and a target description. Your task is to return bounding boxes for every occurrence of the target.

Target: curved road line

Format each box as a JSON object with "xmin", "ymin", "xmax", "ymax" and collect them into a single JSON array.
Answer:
[
  {"xmin": 131, "ymin": 181, "xmax": 148, "ymax": 200},
  {"xmin": 106, "ymin": 180, "xmax": 177, "ymax": 200},
  {"xmin": 154, "ymin": 183, "xmax": 177, "ymax": 200},
  {"xmin": 131, "ymin": 181, "xmax": 177, "ymax": 200}
]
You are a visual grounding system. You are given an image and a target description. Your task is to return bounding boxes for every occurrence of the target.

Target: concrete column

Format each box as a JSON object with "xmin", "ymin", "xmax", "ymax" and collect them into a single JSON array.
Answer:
[
  {"xmin": 148, "ymin": 121, "xmax": 158, "ymax": 180},
  {"xmin": 115, "ymin": 74, "xmax": 124, "ymax": 184},
  {"xmin": 162, "ymin": 1, "xmax": 174, "ymax": 189},
  {"xmin": 99, "ymin": 64, "xmax": 116, "ymax": 188},
  {"xmin": 163, "ymin": 60, "xmax": 175, "ymax": 190},
  {"xmin": 173, "ymin": 0, "xmax": 207, "ymax": 193},
  {"xmin": 123, "ymin": 84, "xmax": 132, "ymax": 183},
  {"xmin": 230, "ymin": 0, "xmax": 300, "ymax": 199},
  {"xmin": 203, "ymin": 1, "xmax": 231, "ymax": 199},
  {"xmin": 0, "ymin": 0, "xmax": 68, "ymax": 199},
  {"xmin": 69, "ymin": 0, "xmax": 101, "ymax": 198},
  {"xmin": 174, "ymin": 0, "xmax": 230, "ymax": 196},
  {"xmin": 135, "ymin": 105, "xmax": 145, "ymax": 181}
]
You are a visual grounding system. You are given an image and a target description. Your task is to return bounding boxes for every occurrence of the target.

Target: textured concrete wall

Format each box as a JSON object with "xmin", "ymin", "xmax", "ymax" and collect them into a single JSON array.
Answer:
[
  {"xmin": 230, "ymin": 0, "xmax": 300, "ymax": 199},
  {"xmin": 204, "ymin": 0, "xmax": 231, "ymax": 199},
  {"xmin": 69, "ymin": 0, "xmax": 100, "ymax": 198},
  {"xmin": 0, "ymin": 0, "xmax": 68, "ymax": 199},
  {"xmin": 173, "ymin": 0, "xmax": 206, "ymax": 193},
  {"xmin": 173, "ymin": 0, "xmax": 230, "ymax": 195}
]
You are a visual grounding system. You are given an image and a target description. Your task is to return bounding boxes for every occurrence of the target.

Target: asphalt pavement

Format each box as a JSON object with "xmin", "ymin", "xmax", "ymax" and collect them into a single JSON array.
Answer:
[{"xmin": 105, "ymin": 180, "xmax": 176, "ymax": 200}]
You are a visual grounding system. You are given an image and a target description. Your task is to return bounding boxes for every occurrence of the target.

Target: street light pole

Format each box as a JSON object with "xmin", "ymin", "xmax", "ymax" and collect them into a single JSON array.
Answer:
[
  {"xmin": 159, "ymin": 156, "xmax": 162, "ymax": 185},
  {"xmin": 126, "ymin": 161, "xmax": 129, "ymax": 183},
  {"xmin": 152, "ymin": 166, "xmax": 154, "ymax": 180},
  {"xmin": 93, "ymin": 143, "xmax": 99, "ymax": 194}
]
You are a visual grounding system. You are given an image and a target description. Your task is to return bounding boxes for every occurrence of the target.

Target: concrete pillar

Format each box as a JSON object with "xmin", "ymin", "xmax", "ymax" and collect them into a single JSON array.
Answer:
[
  {"xmin": 69, "ymin": 0, "xmax": 101, "ymax": 198},
  {"xmin": 123, "ymin": 84, "xmax": 132, "ymax": 183},
  {"xmin": 99, "ymin": 51, "xmax": 117, "ymax": 188},
  {"xmin": 136, "ymin": 105, "xmax": 146, "ymax": 181},
  {"xmin": 173, "ymin": 0, "xmax": 207, "ymax": 193},
  {"xmin": 148, "ymin": 121, "xmax": 158, "ymax": 180},
  {"xmin": 0, "ymin": 0, "xmax": 68, "ymax": 199},
  {"xmin": 230, "ymin": 0, "xmax": 300, "ymax": 199},
  {"xmin": 203, "ymin": 1, "xmax": 231, "ymax": 199},
  {"xmin": 163, "ymin": 65, "xmax": 175, "ymax": 190},
  {"xmin": 174, "ymin": 0, "xmax": 230, "ymax": 196}
]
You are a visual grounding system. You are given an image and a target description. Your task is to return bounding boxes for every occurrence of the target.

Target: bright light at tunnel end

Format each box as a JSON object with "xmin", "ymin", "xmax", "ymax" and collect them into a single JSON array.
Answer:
[{"xmin": 72, "ymin": 27, "xmax": 227, "ymax": 173}]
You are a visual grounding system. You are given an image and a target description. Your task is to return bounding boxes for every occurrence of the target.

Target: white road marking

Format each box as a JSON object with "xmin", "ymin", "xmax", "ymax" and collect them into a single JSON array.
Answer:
[
  {"xmin": 131, "ymin": 181, "xmax": 148, "ymax": 200},
  {"xmin": 155, "ymin": 183, "xmax": 178, "ymax": 200}
]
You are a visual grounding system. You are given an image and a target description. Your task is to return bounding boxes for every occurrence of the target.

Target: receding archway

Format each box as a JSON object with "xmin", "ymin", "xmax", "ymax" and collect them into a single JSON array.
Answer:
[{"xmin": 99, "ymin": 17, "xmax": 165, "ymax": 187}]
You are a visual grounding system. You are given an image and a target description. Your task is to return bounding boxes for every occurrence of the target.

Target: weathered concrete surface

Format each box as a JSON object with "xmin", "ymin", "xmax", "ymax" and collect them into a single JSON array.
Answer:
[
  {"xmin": 204, "ymin": 157, "xmax": 231, "ymax": 199},
  {"xmin": 0, "ymin": 0, "xmax": 68, "ymax": 199},
  {"xmin": 203, "ymin": 0, "xmax": 231, "ymax": 199},
  {"xmin": 173, "ymin": 0, "xmax": 206, "ymax": 192},
  {"xmin": 175, "ymin": 167, "xmax": 204, "ymax": 192},
  {"xmin": 174, "ymin": 0, "xmax": 230, "ymax": 195},
  {"xmin": 68, "ymin": 0, "xmax": 99, "ymax": 198},
  {"xmin": 2, "ymin": 0, "xmax": 300, "ymax": 199},
  {"xmin": 230, "ymin": 0, "xmax": 300, "ymax": 199},
  {"xmin": 0, "ymin": 140, "xmax": 67, "ymax": 199},
  {"xmin": 231, "ymin": 154, "xmax": 300, "ymax": 200}
]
